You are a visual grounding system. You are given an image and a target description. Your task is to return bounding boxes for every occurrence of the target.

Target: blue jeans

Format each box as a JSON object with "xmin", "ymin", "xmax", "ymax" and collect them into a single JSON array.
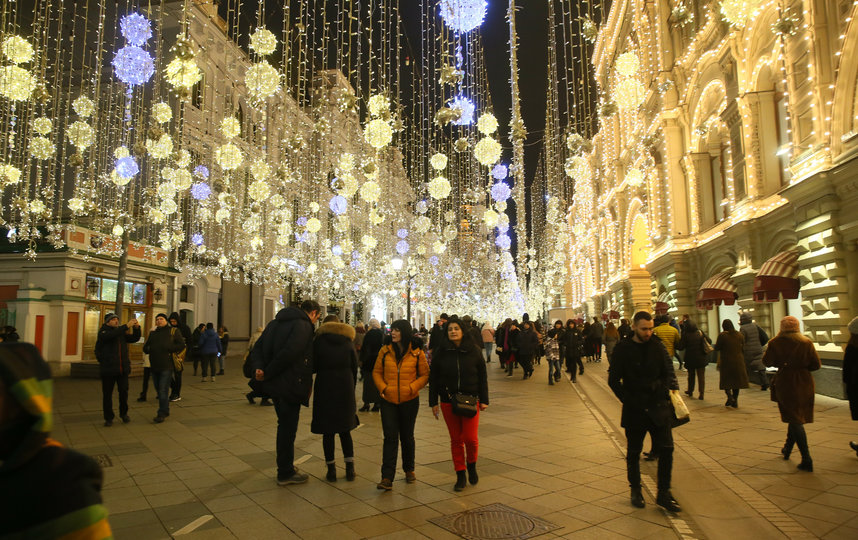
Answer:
[
  {"xmin": 483, "ymin": 343, "xmax": 494, "ymax": 361},
  {"xmin": 547, "ymin": 359, "xmax": 561, "ymax": 383},
  {"xmin": 151, "ymin": 370, "xmax": 172, "ymax": 418}
]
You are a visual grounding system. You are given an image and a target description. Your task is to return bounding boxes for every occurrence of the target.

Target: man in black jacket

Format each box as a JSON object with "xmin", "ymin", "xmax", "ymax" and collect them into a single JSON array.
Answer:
[
  {"xmin": 142, "ymin": 313, "xmax": 186, "ymax": 423},
  {"xmin": 168, "ymin": 313, "xmax": 191, "ymax": 402},
  {"xmin": 95, "ymin": 313, "xmax": 141, "ymax": 426},
  {"xmin": 608, "ymin": 311, "xmax": 681, "ymax": 512},
  {"xmin": 252, "ymin": 300, "xmax": 322, "ymax": 485},
  {"xmin": 428, "ymin": 313, "xmax": 449, "ymax": 354}
]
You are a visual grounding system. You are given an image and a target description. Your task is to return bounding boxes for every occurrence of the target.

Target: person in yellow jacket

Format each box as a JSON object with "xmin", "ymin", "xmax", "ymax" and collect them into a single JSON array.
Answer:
[
  {"xmin": 372, "ymin": 319, "xmax": 429, "ymax": 490},
  {"xmin": 652, "ymin": 315, "xmax": 681, "ymax": 366}
]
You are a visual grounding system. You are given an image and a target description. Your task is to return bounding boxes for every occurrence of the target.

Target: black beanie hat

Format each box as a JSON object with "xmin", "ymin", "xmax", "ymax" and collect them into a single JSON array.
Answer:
[
  {"xmin": 156, "ymin": 313, "xmax": 169, "ymax": 321},
  {"xmin": 104, "ymin": 313, "xmax": 118, "ymax": 324}
]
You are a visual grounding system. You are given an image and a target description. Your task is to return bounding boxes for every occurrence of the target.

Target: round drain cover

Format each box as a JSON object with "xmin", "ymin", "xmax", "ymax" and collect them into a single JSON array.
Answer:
[{"xmin": 452, "ymin": 509, "xmax": 536, "ymax": 539}]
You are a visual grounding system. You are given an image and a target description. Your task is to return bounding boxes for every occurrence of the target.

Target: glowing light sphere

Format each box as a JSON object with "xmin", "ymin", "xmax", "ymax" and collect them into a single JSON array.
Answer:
[
  {"xmin": 165, "ymin": 57, "xmax": 202, "ymax": 90},
  {"xmin": 360, "ymin": 180, "xmax": 381, "ymax": 202},
  {"xmin": 439, "ymin": 0, "xmax": 487, "ymax": 33},
  {"xmin": 720, "ymin": 0, "xmax": 764, "ymax": 26},
  {"xmin": 477, "ymin": 112, "xmax": 498, "ymax": 135},
  {"xmin": 67, "ymin": 197, "xmax": 85, "ymax": 213},
  {"xmin": 173, "ymin": 169, "xmax": 192, "ymax": 190},
  {"xmin": 565, "ymin": 156, "xmax": 591, "ymax": 181},
  {"xmin": 449, "ymin": 95, "xmax": 475, "ymax": 125},
  {"xmin": 192, "ymin": 233, "xmax": 204, "ymax": 246},
  {"xmin": 157, "ymin": 181, "xmax": 177, "ymax": 200},
  {"xmin": 416, "ymin": 200, "xmax": 429, "ymax": 214},
  {"xmin": 495, "ymin": 234, "xmax": 511, "ymax": 249},
  {"xmin": 66, "ymin": 121, "xmax": 93, "ymax": 149},
  {"xmin": 329, "ymin": 195, "xmax": 348, "ymax": 215},
  {"xmin": 331, "ymin": 245, "xmax": 344, "ymax": 257},
  {"xmin": 433, "ymin": 240, "xmax": 447, "ymax": 254},
  {"xmin": 73, "ymin": 96, "xmax": 95, "ymax": 117},
  {"xmin": 306, "ymin": 217, "xmax": 322, "ymax": 233},
  {"xmin": 146, "ymin": 134, "xmax": 173, "ymax": 159},
  {"xmin": 2, "ymin": 35, "xmax": 34, "ymax": 64},
  {"xmin": 428, "ymin": 176, "xmax": 452, "ymax": 199},
  {"xmin": 625, "ymin": 167, "xmax": 644, "ymax": 187},
  {"xmin": 361, "ymin": 234, "xmax": 378, "ymax": 249},
  {"xmin": 397, "ymin": 228, "xmax": 409, "ymax": 239},
  {"xmin": 245, "ymin": 61, "xmax": 281, "ymax": 100},
  {"xmin": 483, "ymin": 209, "xmax": 499, "ymax": 227},
  {"xmin": 430, "ymin": 152, "xmax": 448, "ymax": 170},
  {"xmin": 309, "ymin": 202, "xmax": 320, "ymax": 213},
  {"xmin": 338, "ymin": 174, "xmax": 358, "ymax": 197},
  {"xmin": 0, "ymin": 65, "xmax": 36, "ymax": 101},
  {"xmin": 474, "ymin": 137, "xmax": 502, "ymax": 166},
  {"xmin": 112, "ymin": 224, "xmax": 124, "ymax": 236},
  {"xmin": 615, "ymin": 52, "xmax": 640, "ymax": 77},
  {"xmin": 29, "ymin": 136, "xmax": 55, "ymax": 160},
  {"xmin": 29, "ymin": 200, "xmax": 47, "ymax": 215},
  {"xmin": 112, "ymin": 46, "xmax": 155, "ymax": 86},
  {"xmin": 176, "ymin": 149, "xmax": 191, "ymax": 168},
  {"xmin": 215, "ymin": 142, "xmax": 243, "ymax": 170},
  {"xmin": 443, "ymin": 224, "xmax": 458, "ymax": 240},
  {"xmin": 248, "ymin": 180, "xmax": 271, "ymax": 201},
  {"xmin": 364, "ymin": 119, "xmax": 393, "ymax": 149},
  {"xmin": 160, "ymin": 200, "xmax": 177, "ymax": 216},
  {"xmin": 429, "ymin": 255, "xmax": 440, "ymax": 266},
  {"xmin": 370, "ymin": 209, "xmax": 385, "ymax": 224},
  {"xmin": 110, "ymin": 171, "xmax": 132, "ymax": 187},
  {"xmin": 119, "ymin": 13, "xmax": 152, "ymax": 46},
  {"xmin": 414, "ymin": 216, "xmax": 431, "ymax": 233},
  {"xmin": 221, "ymin": 117, "xmax": 240, "ymax": 138},
  {"xmin": 491, "ymin": 164, "xmax": 508, "ymax": 180},
  {"xmin": 115, "ymin": 155, "xmax": 139, "ymax": 179},
  {"xmin": 215, "ymin": 208, "xmax": 230, "ymax": 222},
  {"xmin": 367, "ymin": 94, "xmax": 390, "ymax": 117},
  {"xmin": 491, "ymin": 182, "xmax": 511, "ymax": 202},
  {"xmin": 250, "ymin": 159, "xmax": 270, "ymax": 180},
  {"xmin": 338, "ymin": 153, "xmax": 355, "ymax": 171},
  {"xmin": 152, "ymin": 102, "xmax": 172, "ymax": 123},
  {"xmin": 496, "ymin": 212, "xmax": 510, "ymax": 231},
  {"xmin": 395, "ymin": 240, "xmax": 410, "ymax": 255},
  {"xmin": 613, "ymin": 78, "xmax": 646, "ymax": 109},
  {"xmin": 193, "ymin": 165, "xmax": 209, "ymax": 180},
  {"xmin": 115, "ymin": 146, "xmax": 130, "ymax": 159},
  {"xmin": 249, "ymin": 28, "xmax": 277, "ymax": 56},
  {"xmin": 0, "ymin": 163, "xmax": 22, "ymax": 185},
  {"xmin": 33, "ymin": 117, "xmax": 52, "ymax": 135}
]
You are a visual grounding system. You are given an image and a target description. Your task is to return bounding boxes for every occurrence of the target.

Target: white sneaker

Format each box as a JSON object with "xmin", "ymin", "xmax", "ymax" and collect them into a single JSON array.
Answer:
[{"xmin": 210, "ymin": 376, "xmax": 215, "ymax": 382}]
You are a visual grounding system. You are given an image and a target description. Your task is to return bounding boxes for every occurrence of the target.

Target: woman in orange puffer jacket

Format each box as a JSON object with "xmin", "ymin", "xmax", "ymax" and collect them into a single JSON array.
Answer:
[{"xmin": 372, "ymin": 319, "xmax": 429, "ymax": 490}]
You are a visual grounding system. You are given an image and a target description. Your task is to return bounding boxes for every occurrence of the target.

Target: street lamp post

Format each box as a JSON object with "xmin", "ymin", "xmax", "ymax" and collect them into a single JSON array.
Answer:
[{"xmin": 391, "ymin": 257, "xmax": 416, "ymax": 324}]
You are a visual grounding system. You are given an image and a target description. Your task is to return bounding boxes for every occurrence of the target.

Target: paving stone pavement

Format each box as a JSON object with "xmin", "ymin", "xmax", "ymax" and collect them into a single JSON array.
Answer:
[{"xmin": 49, "ymin": 354, "xmax": 858, "ymax": 539}]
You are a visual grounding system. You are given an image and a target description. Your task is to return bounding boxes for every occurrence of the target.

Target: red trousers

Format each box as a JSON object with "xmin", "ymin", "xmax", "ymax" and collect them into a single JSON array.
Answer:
[{"xmin": 440, "ymin": 402, "xmax": 480, "ymax": 471}]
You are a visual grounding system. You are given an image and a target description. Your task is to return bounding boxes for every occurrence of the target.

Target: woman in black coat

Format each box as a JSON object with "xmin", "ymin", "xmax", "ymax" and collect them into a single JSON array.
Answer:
[
  {"xmin": 844, "ymin": 318, "xmax": 858, "ymax": 457},
  {"xmin": 359, "ymin": 319, "xmax": 384, "ymax": 411},
  {"xmin": 564, "ymin": 320, "xmax": 584, "ymax": 381},
  {"xmin": 429, "ymin": 319, "xmax": 489, "ymax": 491},
  {"xmin": 514, "ymin": 322, "xmax": 538, "ymax": 379},
  {"xmin": 311, "ymin": 316, "xmax": 359, "ymax": 482},
  {"xmin": 678, "ymin": 320, "xmax": 710, "ymax": 400}
]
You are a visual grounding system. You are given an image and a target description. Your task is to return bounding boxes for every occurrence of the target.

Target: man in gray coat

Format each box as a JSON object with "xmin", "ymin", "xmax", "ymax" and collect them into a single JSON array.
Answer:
[{"xmin": 739, "ymin": 312, "xmax": 769, "ymax": 390}]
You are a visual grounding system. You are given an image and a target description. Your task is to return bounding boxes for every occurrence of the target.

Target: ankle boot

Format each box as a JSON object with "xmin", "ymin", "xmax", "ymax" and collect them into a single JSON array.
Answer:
[
  {"xmin": 326, "ymin": 464, "xmax": 337, "ymax": 482},
  {"xmin": 630, "ymin": 486, "xmax": 645, "ymax": 508},
  {"xmin": 345, "ymin": 461, "xmax": 355, "ymax": 481},
  {"xmin": 454, "ymin": 470, "xmax": 467, "ymax": 492},
  {"xmin": 467, "ymin": 462, "xmax": 479, "ymax": 485}
]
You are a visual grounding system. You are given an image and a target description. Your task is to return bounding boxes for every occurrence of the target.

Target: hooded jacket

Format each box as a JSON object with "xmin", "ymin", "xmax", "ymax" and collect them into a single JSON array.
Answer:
[
  {"xmin": 373, "ymin": 337, "xmax": 429, "ymax": 404},
  {"xmin": 168, "ymin": 312, "xmax": 192, "ymax": 350},
  {"xmin": 142, "ymin": 324, "xmax": 186, "ymax": 372},
  {"xmin": 198, "ymin": 328, "xmax": 222, "ymax": 355},
  {"xmin": 429, "ymin": 342, "xmax": 489, "ymax": 407},
  {"xmin": 311, "ymin": 322, "xmax": 359, "ymax": 434},
  {"xmin": 250, "ymin": 307, "xmax": 315, "ymax": 405},
  {"xmin": 94, "ymin": 323, "xmax": 141, "ymax": 376}
]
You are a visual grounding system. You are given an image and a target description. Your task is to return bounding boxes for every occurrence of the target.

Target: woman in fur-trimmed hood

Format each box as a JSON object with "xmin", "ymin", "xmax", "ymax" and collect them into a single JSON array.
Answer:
[{"xmin": 311, "ymin": 316, "xmax": 359, "ymax": 482}]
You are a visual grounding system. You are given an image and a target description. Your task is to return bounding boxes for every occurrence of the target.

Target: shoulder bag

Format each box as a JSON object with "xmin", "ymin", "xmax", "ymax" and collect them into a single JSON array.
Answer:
[
  {"xmin": 170, "ymin": 328, "xmax": 186, "ymax": 372},
  {"xmin": 451, "ymin": 354, "xmax": 478, "ymax": 418},
  {"xmin": 669, "ymin": 389, "xmax": 690, "ymax": 427}
]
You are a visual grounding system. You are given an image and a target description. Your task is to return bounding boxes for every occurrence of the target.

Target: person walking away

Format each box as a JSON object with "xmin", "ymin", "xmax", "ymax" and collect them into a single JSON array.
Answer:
[
  {"xmin": 715, "ymin": 319, "xmax": 748, "ymax": 408},
  {"xmin": 428, "ymin": 313, "xmax": 449, "ymax": 358},
  {"xmin": 0, "ymin": 342, "xmax": 114, "ymax": 538},
  {"xmin": 564, "ymin": 320, "xmax": 584, "ymax": 381},
  {"xmin": 533, "ymin": 320, "xmax": 545, "ymax": 365},
  {"xmin": 514, "ymin": 321, "xmax": 538, "ymax": 379},
  {"xmin": 679, "ymin": 320, "xmax": 709, "ymax": 400},
  {"xmin": 142, "ymin": 313, "xmax": 186, "ymax": 423},
  {"xmin": 168, "ymin": 313, "xmax": 191, "ymax": 402},
  {"xmin": 191, "ymin": 323, "xmax": 205, "ymax": 376},
  {"xmin": 311, "ymin": 315, "xmax": 359, "ymax": 482},
  {"xmin": 608, "ymin": 311, "xmax": 681, "ymax": 512},
  {"xmin": 359, "ymin": 319, "xmax": 384, "ymax": 412},
  {"xmin": 653, "ymin": 315, "xmax": 681, "ymax": 368},
  {"xmin": 372, "ymin": 319, "xmax": 429, "ymax": 490},
  {"xmin": 496, "ymin": 319, "xmax": 512, "ymax": 371},
  {"xmin": 545, "ymin": 326, "xmax": 562, "ymax": 384},
  {"xmin": 505, "ymin": 321, "xmax": 521, "ymax": 377},
  {"xmin": 618, "ymin": 319, "xmax": 633, "ymax": 341},
  {"xmin": 95, "ymin": 313, "xmax": 140, "ymax": 426},
  {"xmin": 481, "ymin": 322, "xmax": 495, "ymax": 363},
  {"xmin": 763, "ymin": 316, "xmax": 820, "ymax": 471},
  {"xmin": 589, "ymin": 317, "xmax": 604, "ymax": 361},
  {"xmin": 462, "ymin": 316, "xmax": 482, "ymax": 359},
  {"xmin": 843, "ymin": 317, "xmax": 858, "ymax": 457},
  {"xmin": 198, "ymin": 323, "xmax": 222, "ymax": 382},
  {"xmin": 244, "ymin": 326, "xmax": 271, "ymax": 405},
  {"xmin": 137, "ymin": 350, "xmax": 151, "ymax": 402},
  {"xmin": 582, "ymin": 321, "xmax": 593, "ymax": 362},
  {"xmin": 251, "ymin": 300, "xmax": 321, "ymax": 485},
  {"xmin": 217, "ymin": 326, "xmax": 229, "ymax": 375},
  {"xmin": 354, "ymin": 322, "xmax": 366, "ymax": 359},
  {"xmin": 430, "ymin": 318, "xmax": 489, "ymax": 491},
  {"xmin": 604, "ymin": 322, "xmax": 620, "ymax": 365},
  {"xmin": 739, "ymin": 312, "xmax": 770, "ymax": 390}
]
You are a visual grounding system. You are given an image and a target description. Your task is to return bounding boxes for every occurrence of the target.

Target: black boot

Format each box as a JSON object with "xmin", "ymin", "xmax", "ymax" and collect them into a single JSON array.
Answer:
[
  {"xmin": 630, "ymin": 486, "xmax": 645, "ymax": 508},
  {"xmin": 359, "ymin": 404, "xmax": 370, "ymax": 412},
  {"xmin": 245, "ymin": 392, "xmax": 255, "ymax": 404},
  {"xmin": 454, "ymin": 470, "xmax": 467, "ymax": 492},
  {"xmin": 345, "ymin": 461, "xmax": 355, "ymax": 481},
  {"xmin": 326, "ymin": 464, "xmax": 337, "ymax": 482},
  {"xmin": 467, "ymin": 462, "xmax": 478, "ymax": 485},
  {"xmin": 656, "ymin": 491, "xmax": 681, "ymax": 512}
]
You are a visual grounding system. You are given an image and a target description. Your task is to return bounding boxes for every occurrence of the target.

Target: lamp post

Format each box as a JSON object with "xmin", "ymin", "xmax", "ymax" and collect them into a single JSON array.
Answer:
[{"xmin": 391, "ymin": 257, "xmax": 417, "ymax": 323}]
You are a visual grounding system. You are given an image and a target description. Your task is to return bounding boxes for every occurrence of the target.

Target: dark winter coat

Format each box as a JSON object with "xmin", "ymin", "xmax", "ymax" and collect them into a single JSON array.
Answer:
[
  {"xmin": 220, "ymin": 331, "xmax": 230, "ymax": 356},
  {"xmin": 589, "ymin": 321, "xmax": 604, "ymax": 341},
  {"xmin": 514, "ymin": 327, "xmax": 539, "ymax": 357},
  {"xmin": 169, "ymin": 313, "xmax": 192, "ymax": 350},
  {"xmin": 563, "ymin": 326, "xmax": 584, "ymax": 357},
  {"xmin": 679, "ymin": 329, "xmax": 709, "ymax": 370},
  {"xmin": 763, "ymin": 332, "xmax": 820, "ymax": 424},
  {"xmin": 360, "ymin": 328, "xmax": 384, "ymax": 403},
  {"xmin": 467, "ymin": 325, "xmax": 483, "ymax": 352},
  {"xmin": 94, "ymin": 323, "xmax": 141, "ymax": 376},
  {"xmin": 198, "ymin": 328, "xmax": 222, "ymax": 355},
  {"xmin": 844, "ymin": 344, "xmax": 858, "ymax": 421},
  {"xmin": 142, "ymin": 325, "xmax": 186, "ymax": 372},
  {"xmin": 608, "ymin": 337, "xmax": 678, "ymax": 429},
  {"xmin": 311, "ymin": 322, "xmax": 359, "ymax": 434},
  {"xmin": 428, "ymin": 323, "xmax": 446, "ymax": 352},
  {"xmin": 739, "ymin": 322, "xmax": 768, "ymax": 371},
  {"xmin": 250, "ymin": 307, "xmax": 316, "ymax": 406},
  {"xmin": 618, "ymin": 323, "xmax": 633, "ymax": 341},
  {"xmin": 429, "ymin": 342, "xmax": 489, "ymax": 407},
  {"xmin": 191, "ymin": 327, "xmax": 203, "ymax": 354},
  {"xmin": 715, "ymin": 330, "xmax": 748, "ymax": 389}
]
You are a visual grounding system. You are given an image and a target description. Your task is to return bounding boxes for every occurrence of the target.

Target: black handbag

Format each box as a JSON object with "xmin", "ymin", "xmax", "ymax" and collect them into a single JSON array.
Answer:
[{"xmin": 450, "ymin": 356, "xmax": 478, "ymax": 418}]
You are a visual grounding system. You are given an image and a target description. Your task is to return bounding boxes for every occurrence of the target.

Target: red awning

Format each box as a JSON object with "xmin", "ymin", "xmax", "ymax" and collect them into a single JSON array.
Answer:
[
  {"xmin": 654, "ymin": 292, "xmax": 670, "ymax": 314},
  {"xmin": 754, "ymin": 250, "xmax": 800, "ymax": 302},
  {"xmin": 696, "ymin": 271, "xmax": 738, "ymax": 310},
  {"xmin": 609, "ymin": 310, "xmax": 620, "ymax": 319}
]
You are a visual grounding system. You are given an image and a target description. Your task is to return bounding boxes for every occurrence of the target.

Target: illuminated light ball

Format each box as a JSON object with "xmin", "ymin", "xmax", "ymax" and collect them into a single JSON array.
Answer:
[
  {"xmin": 433, "ymin": 240, "xmax": 447, "ymax": 254},
  {"xmin": 439, "ymin": 0, "xmax": 487, "ymax": 33},
  {"xmin": 416, "ymin": 200, "xmax": 429, "ymax": 214},
  {"xmin": 350, "ymin": 260, "xmax": 361, "ymax": 270},
  {"xmin": 269, "ymin": 194, "xmax": 285, "ymax": 207},
  {"xmin": 110, "ymin": 170, "xmax": 132, "ymax": 186},
  {"xmin": 491, "ymin": 163, "xmax": 508, "ymax": 180},
  {"xmin": 613, "ymin": 78, "xmax": 646, "ymax": 109},
  {"xmin": 369, "ymin": 209, "xmax": 385, "ymax": 225},
  {"xmin": 296, "ymin": 216, "xmax": 308, "ymax": 227},
  {"xmin": 367, "ymin": 94, "xmax": 390, "ymax": 117},
  {"xmin": 173, "ymin": 169, "xmax": 192, "ymax": 190},
  {"xmin": 29, "ymin": 200, "xmax": 47, "ymax": 215},
  {"xmin": 149, "ymin": 208, "xmax": 165, "ymax": 224},
  {"xmin": 247, "ymin": 180, "xmax": 270, "ymax": 201},
  {"xmin": 449, "ymin": 95, "xmax": 475, "ymax": 126},
  {"xmin": 417, "ymin": 244, "xmax": 427, "ymax": 255},
  {"xmin": 193, "ymin": 164, "xmax": 209, "ymax": 179},
  {"xmin": 565, "ymin": 155, "xmax": 591, "ymax": 181},
  {"xmin": 444, "ymin": 209, "xmax": 456, "ymax": 222},
  {"xmin": 215, "ymin": 208, "xmax": 230, "ymax": 222},
  {"xmin": 474, "ymin": 137, "xmax": 502, "ymax": 166},
  {"xmin": 483, "ymin": 209, "xmax": 499, "ymax": 228},
  {"xmin": 615, "ymin": 51, "xmax": 640, "ymax": 77},
  {"xmin": 428, "ymin": 176, "xmax": 452, "ymax": 199},
  {"xmin": 250, "ymin": 159, "xmax": 270, "ymax": 180},
  {"xmin": 329, "ymin": 195, "xmax": 348, "ymax": 215},
  {"xmin": 152, "ymin": 102, "xmax": 172, "ymax": 123},
  {"xmin": 66, "ymin": 121, "xmax": 94, "ymax": 148},
  {"xmin": 221, "ymin": 117, "xmax": 241, "ymax": 138},
  {"xmin": 397, "ymin": 228, "xmax": 409, "ymax": 239},
  {"xmin": 338, "ymin": 153, "xmax": 355, "ymax": 171},
  {"xmin": 305, "ymin": 217, "xmax": 322, "ymax": 233},
  {"xmin": 0, "ymin": 65, "xmax": 36, "ymax": 101},
  {"xmin": 331, "ymin": 244, "xmax": 344, "ymax": 256},
  {"xmin": 112, "ymin": 224, "xmax": 125, "ymax": 236},
  {"xmin": 477, "ymin": 112, "xmax": 498, "ymax": 135},
  {"xmin": 157, "ymin": 182, "xmax": 177, "ymax": 199},
  {"xmin": 490, "ymin": 181, "xmax": 511, "ymax": 202},
  {"xmin": 429, "ymin": 255, "xmax": 440, "ymax": 266},
  {"xmin": 250, "ymin": 236, "xmax": 263, "ymax": 250},
  {"xmin": 2, "ymin": 35, "xmax": 35, "ymax": 64},
  {"xmin": 161, "ymin": 199, "xmax": 178, "ymax": 215},
  {"xmin": 719, "ymin": 0, "xmax": 763, "ymax": 26},
  {"xmin": 338, "ymin": 173, "xmax": 358, "ymax": 197},
  {"xmin": 396, "ymin": 240, "xmax": 410, "ymax": 255},
  {"xmin": 309, "ymin": 202, "xmax": 320, "ymax": 213},
  {"xmin": 0, "ymin": 163, "xmax": 22, "ymax": 184},
  {"xmin": 215, "ymin": 142, "xmax": 243, "ymax": 170},
  {"xmin": 33, "ymin": 117, "xmax": 52, "ymax": 135},
  {"xmin": 175, "ymin": 149, "xmax": 191, "ymax": 168},
  {"xmin": 245, "ymin": 61, "xmax": 281, "ymax": 100},
  {"xmin": 414, "ymin": 216, "xmax": 431, "ymax": 233},
  {"xmin": 496, "ymin": 200, "xmax": 507, "ymax": 212},
  {"xmin": 249, "ymin": 28, "xmax": 277, "ymax": 56},
  {"xmin": 430, "ymin": 152, "xmax": 448, "ymax": 170},
  {"xmin": 496, "ymin": 212, "xmax": 510, "ymax": 231},
  {"xmin": 112, "ymin": 46, "xmax": 155, "ymax": 85},
  {"xmin": 160, "ymin": 167, "xmax": 176, "ymax": 182},
  {"xmin": 364, "ymin": 119, "xmax": 393, "ymax": 149},
  {"xmin": 625, "ymin": 167, "xmax": 644, "ymax": 187},
  {"xmin": 67, "ymin": 197, "xmax": 85, "ymax": 213},
  {"xmin": 443, "ymin": 224, "xmax": 458, "ymax": 240},
  {"xmin": 29, "ymin": 136, "xmax": 55, "ymax": 160},
  {"xmin": 115, "ymin": 155, "xmax": 139, "ymax": 178},
  {"xmin": 495, "ymin": 234, "xmax": 512, "ymax": 249},
  {"xmin": 73, "ymin": 96, "xmax": 95, "ymax": 117},
  {"xmin": 361, "ymin": 234, "xmax": 378, "ymax": 249},
  {"xmin": 146, "ymin": 133, "xmax": 173, "ymax": 159},
  {"xmin": 119, "ymin": 13, "xmax": 152, "ymax": 46},
  {"xmin": 192, "ymin": 233, "xmax": 204, "ymax": 246},
  {"xmin": 360, "ymin": 180, "xmax": 381, "ymax": 202},
  {"xmin": 165, "ymin": 57, "xmax": 202, "ymax": 90}
]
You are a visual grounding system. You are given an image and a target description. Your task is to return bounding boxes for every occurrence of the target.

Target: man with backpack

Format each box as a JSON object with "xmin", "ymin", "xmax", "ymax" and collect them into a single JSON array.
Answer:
[
  {"xmin": 95, "ymin": 313, "xmax": 140, "ymax": 426},
  {"xmin": 251, "ymin": 300, "xmax": 322, "ymax": 485}
]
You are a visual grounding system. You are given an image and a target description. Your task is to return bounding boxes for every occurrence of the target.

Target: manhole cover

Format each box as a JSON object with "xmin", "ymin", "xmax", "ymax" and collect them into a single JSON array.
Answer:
[
  {"xmin": 92, "ymin": 454, "xmax": 113, "ymax": 468},
  {"xmin": 429, "ymin": 503, "xmax": 559, "ymax": 540}
]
